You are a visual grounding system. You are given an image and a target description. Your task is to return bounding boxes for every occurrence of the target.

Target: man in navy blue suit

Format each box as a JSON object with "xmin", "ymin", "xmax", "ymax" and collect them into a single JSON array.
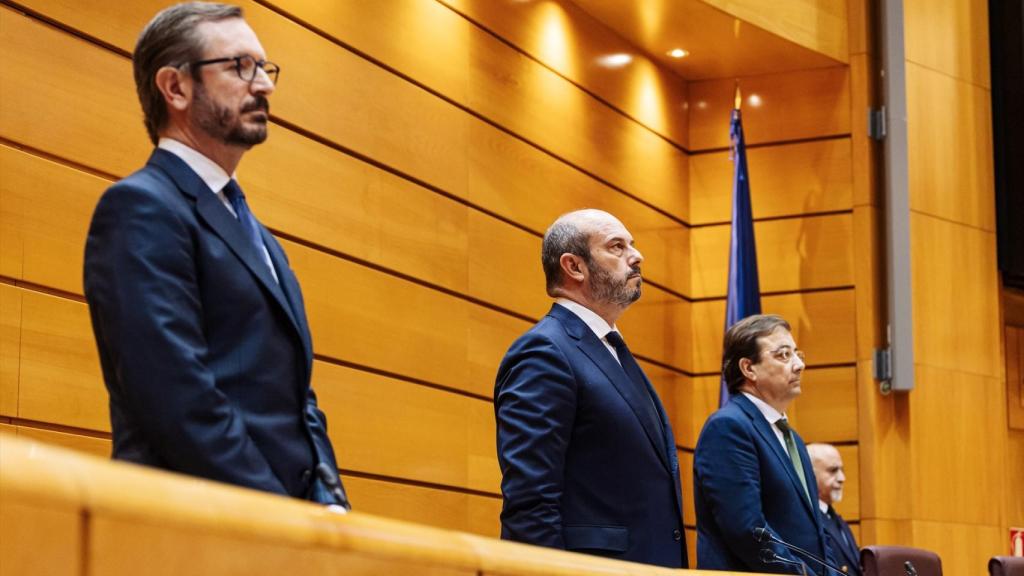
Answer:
[
  {"xmin": 694, "ymin": 314, "xmax": 833, "ymax": 573},
  {"xmin": 494, "ymin": 209, "xmax": 688, "ymax": 568},
  {"xmin": 84, "ymin": 3, "xmax": 346, "ymax": 506},
  {"xmin": 808, "ymin": 443, "xmax": 861, "ymax": 576}
]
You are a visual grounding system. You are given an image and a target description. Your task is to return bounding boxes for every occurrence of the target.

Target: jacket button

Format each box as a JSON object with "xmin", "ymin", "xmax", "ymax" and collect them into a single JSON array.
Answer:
[
  {"xmin": 672, "ymin": 529, "xmax": 682, "ymax": 541},
  {"xmin": 301, "ymin": 468, "xmax": 312, "ymax": 482}
]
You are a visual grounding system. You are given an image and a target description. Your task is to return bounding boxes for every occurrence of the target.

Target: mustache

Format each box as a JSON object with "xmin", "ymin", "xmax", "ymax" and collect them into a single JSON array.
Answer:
[
  {"xmin": 627, "ymin": 265, "xmax": 642, "ymax": 278},
  {"xmin": 241, "ymin": 96, "xmax": 270, "ymax": 115}
]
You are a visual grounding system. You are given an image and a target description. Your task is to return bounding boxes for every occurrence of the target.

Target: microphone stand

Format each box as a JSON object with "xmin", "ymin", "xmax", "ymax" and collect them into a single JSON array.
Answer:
[
  {"xmin": 760, "ymin": 548, "xmax": 809, "ymax": 576},
  {"xmin": 754, "ymin": 526, "xmax": 845, "ymax": 575}
]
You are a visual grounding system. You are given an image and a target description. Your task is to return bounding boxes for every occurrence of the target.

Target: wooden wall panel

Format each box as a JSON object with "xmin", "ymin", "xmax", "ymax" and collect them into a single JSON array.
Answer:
[
  {"xmin": 700, "ymin": 0, "xmax": 849, "ymax": 63},
  {"xmin": 910, "ymin": 366, "xmax": 1004, "ymax": 526},
  {"xmin": 441, "ymin": 0, "xmax": 690, "ymax": 147},
  {"xmin": 906, "ymin": 62, "xmax": 995, "ymax": 231},
  {"xmin": 0, "ymin": 6, "xmax": 149, "ymax": 177},
  {"xmin": 689, "ymin": 139, "xmax": 853, "ymax": 225},
  {"xmin": 0, "ymin": 498, "xmax": 81, "ymax": 576},
  {"xmin": 691, "ymin": 289, "xmax": 857, "ymax": 374},
  {"xmin": 16, "ymin": 426, "xmax": 110, "ymax": 459},
  {"xmin": 18, "ymin": 290, "xmax": 105, "ymax": 431},
  {"xmin": 0, "ymin": 145, "xmax": 105, "ymax": 295},
  {"xmin": 688, "ymin": 67, "xmax": 851, "ymax": 150},
  {"xmin": 344, "ymin": 476, "xmax": 501, "ymax": 539},
  {"xmin": 0, "ymin": 284, "xmax": 20, "ymax": 418},
  {"xmin": 691, "ymin": 214, "xmax": 854, "ymax": 298},
  {"xmin": 904, "ymin": 0, "xmax": 990, "ymax": 88},
  {"xmin": 910, "ymin": 213, "xmax": 1001, "ymax": 378},
  {"xmin": 315, "ymin": 362, "xmax": 499, "ymax": 495},
  {"xmin": 787, "ymin": 367, "xmax": 858, "ymax": 443},
  {"xmin": 1008, "ymin": 326, "xmax": 1024, "ymax": 431},
  {"xmin": 618, "ymin": 287, "xmax": 691, "ymax": 372}
]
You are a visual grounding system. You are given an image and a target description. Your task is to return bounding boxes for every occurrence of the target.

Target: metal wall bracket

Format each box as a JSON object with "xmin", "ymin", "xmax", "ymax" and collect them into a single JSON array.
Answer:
[
  {"xmin": 869, "ymin": 106, "xmax": 887, "ymax": 140},
  {"xmin": 873, "ymin": 347, "xmax": 893, "ymax": 394}
]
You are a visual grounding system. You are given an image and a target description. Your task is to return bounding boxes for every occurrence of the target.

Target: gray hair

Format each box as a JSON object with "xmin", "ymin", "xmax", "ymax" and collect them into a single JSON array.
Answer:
[{"xmin": 133, "ymin": 2, "xmax": 243, "ymax": 144}]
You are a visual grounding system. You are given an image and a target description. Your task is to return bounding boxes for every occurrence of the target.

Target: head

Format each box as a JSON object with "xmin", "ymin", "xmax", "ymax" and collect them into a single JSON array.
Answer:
[
  {"xmin": 541, "ymin": 209, "xmax": 643, "ymax": 320},
  {"xmin": 722, "ymin": 314, "xmax": 805, "ymax": 411},
  {"xmin": 807, "ymin": 443, "xmax": 846, "ymax": 505},
  {"xmin": 133, "ymin": 3, "xmax": 274, "ymax": 148}
]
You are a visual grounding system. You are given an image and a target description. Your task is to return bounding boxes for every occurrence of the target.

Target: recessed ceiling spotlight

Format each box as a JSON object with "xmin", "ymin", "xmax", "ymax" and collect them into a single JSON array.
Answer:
[
  {"xmin": 667, "ymin": 48, "xmax": 689, "ymax": 58},
  {"xmin": 598, "ymin": 53, "xmax": 633, "ymax": 68},
  {"xmin": 748, "ymin": 94, "xmax": 763, "ymax": 107}
]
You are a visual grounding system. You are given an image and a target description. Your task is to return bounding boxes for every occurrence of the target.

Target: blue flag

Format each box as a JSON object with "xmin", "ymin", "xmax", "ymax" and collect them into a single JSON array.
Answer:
[{"xmin": 720, "ymin": 108, "xmax": 761, "ymax": 407}]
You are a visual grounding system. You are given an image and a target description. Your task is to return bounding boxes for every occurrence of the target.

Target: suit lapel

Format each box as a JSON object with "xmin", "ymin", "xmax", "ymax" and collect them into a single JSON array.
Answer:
[
  {"xmin": 149, "ymin": 150, "xmax": 308, "ymax": 367},
  {"xmin": 261, "ymin": 229, "xmax": 313, "ymax": 373},
  {"xmin": 550, "ymin": 305, "xmax": 673, "ymax": 475},
  {"xmin": 734, "ymin": 394, "xmax": 817, "ymax": 519}
]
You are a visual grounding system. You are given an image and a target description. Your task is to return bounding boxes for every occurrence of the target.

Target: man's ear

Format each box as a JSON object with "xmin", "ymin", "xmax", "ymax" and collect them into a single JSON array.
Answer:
[
  {"xmin": 154, "ymin": 66, "xmax": 192, "ymax": 113},
  {"xmin": 560, "ymin": 253, "xmax": 587, "ymax": 283},
  {"xmin": 739, "ymin": 357, "xmax": 757, "ymax": 382}
]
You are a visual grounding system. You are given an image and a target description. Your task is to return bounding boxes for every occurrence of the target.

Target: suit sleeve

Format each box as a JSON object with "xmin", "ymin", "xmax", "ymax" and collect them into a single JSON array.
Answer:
[
  {"xmin": 84, "ymin": 181, "xmax": 287, "ymax": 495},
  {"xmin": 494, "ymin": 333, "xmax": 577, "ymax": 548},
  {"xmin": 695, "ymin": 416, "xmax": 812, "ymax": 574}
]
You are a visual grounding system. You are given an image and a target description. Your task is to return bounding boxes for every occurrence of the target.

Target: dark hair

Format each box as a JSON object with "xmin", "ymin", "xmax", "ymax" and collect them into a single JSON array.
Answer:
[
  {"xmin": 721, "ymin": 314, "xmax": 791, "ymax": 394},
  {"xmin": 541, "ymin": 214, "xmax": 593, "ymax": 296},
  {"xmin": 133, "ymin": 2, "xmax": 243, "ymax": 144}
]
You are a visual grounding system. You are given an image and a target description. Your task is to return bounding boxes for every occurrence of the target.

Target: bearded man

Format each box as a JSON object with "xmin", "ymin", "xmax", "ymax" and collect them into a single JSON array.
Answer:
[
  {"xmin": 84, "ymin": 2, "xmax": 347, "ymax": 507},
  {"xmin": 808, "ymin": 443, "xmax": 861, "ymax": 576},
  {"xmin": 493, "ymin": 209, "xmax": 688, "ymax": 568}
]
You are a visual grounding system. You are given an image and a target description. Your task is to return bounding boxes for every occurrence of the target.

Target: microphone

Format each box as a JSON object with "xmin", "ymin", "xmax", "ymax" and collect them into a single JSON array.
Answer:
[
  {"xmin": 761, "ymin": 548, "xmax": 809, "ymax": 575},
  {"xmin": 753, "ymin": 526, "xmax": 845, "ymax": 575},
  {"xmin": 904, "ymin": 560, "xmax": 918, "ymax": 576},
  {"xmin": 315, "ymin": 463, "xmax": 352, "ymax": 511}
]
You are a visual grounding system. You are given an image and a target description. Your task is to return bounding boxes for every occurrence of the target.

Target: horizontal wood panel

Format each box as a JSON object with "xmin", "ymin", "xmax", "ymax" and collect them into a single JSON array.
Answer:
[
  {"xmin": 441, "ymin": 0, "xmax": 690, "ymax": 147},
  {"xmin": 315, "ymin": 362, "xmax": 499, "ymax": 495},
  {"xmin": 788, "ymin": 367, "xmax": 858, "ymax": 444},
  {"xmin": 18, "ymin": 290, "xmax": 105, "ymax": 431},
  {"xmin": 0, "ymin": 9, "xmax": 692, "ymax": 303},
  {"xmin": 906, "ymin": 62, "xmax": 995, "ymax": 231},
  {"xmin": 910, "ymin": 214, "xmax": 1000, "ymax": 377},
  {"xmin": 345, "ymin": 476, "xmax": 501, "ymax": 539},
  {"xmin": 16, "ymin": 425, "xmax": 111, "ymax": 459},
  {"xmin": 0, "ymin": 494, "xmax": 82, "ymax": 576},
  {"xmin": 691, "ymin": 289, "xmax": 857, "ymax": 374},
  {"xmin": 259, "ymin": 0, "xmax": 690, "ymax": 221},
  {"xmin": 0, "ymin": 284, "xmax": 20, "ymax": 417},
  {"xmin": 688, "ymin": 67, "xmax": 851, "ymax": 150},
  {"xmin": 690, "ymin": 213, "xmax": 855, "ymax": 298},
  {"xmin": 700, "ymin": 0, "xmax": 849, "ymax": 62},
  {"xmin": 689, "ymin": 139, "xmax": 853, "ymax": 225}
]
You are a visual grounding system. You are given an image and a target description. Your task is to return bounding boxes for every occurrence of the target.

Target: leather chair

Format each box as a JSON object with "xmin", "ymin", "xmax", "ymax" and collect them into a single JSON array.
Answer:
[
  {"xmin": 861, "ymin": 545, "xmax": 942, "ymax": 576},
  {"xmin": 989, "ymin": 556, "xmax": 1024, "ymax": 576}
]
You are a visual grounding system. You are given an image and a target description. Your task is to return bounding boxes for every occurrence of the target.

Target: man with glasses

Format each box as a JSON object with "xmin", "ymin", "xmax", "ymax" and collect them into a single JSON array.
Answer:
[
  {"xmin": 84, "ymin": 3, "xmax": 348, "ymax": 508},
  {"xmin": 693, "ymin": 314, "xmax": 834, "ymax": 573}
]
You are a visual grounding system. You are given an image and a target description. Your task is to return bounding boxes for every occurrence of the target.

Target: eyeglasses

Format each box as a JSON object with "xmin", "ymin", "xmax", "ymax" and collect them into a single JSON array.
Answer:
[
  {"xmin": 765, "ymin": 346, "xmax": 805, "ymax": 364},
  {"xmin": 190, "ymin": 55, "xmax": 280, "ymax": 84}
]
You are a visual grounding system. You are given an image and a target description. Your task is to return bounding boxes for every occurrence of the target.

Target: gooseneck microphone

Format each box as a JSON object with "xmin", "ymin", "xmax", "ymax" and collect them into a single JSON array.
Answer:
[
  {"xmin": 904, "ymin": 560, "xmax": 918, "ymax": 576},
  {"xmin": 760, "ymin": 548, "xmax": 809, "ymax": 575},
  {"xmin": 753, "ymin": 526, "xmax": 845, "ymax": 575},
  {"xmin": 316, "ymin": 463, "xmax": 352, "ymax": 511}
]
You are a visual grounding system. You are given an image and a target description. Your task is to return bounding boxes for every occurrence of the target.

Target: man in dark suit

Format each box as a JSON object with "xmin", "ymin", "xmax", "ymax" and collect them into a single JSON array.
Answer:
[
  {"xmin": 694, "ymin": 314, "xmax": 833, "ymax": 573},
  {"xmin": 808, "ymin": 443, "xmax": 861, "ymax": 575},
  {"xmin": 84, "ymin": 3, "xmax": 347, "ymax": 507},
  {"xmin": 494, "ymin": 209, "xmax": 687, "ymax": 568}
]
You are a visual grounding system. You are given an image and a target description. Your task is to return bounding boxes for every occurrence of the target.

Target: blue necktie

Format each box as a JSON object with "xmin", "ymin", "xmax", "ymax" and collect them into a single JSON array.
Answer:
[
  {"xmin": 605, "ymin": 331, "xmax": 664, "ymax": 432},
  {"xmin": 222, "ymin": 179, "xmax": 267, "ymax": 264}
]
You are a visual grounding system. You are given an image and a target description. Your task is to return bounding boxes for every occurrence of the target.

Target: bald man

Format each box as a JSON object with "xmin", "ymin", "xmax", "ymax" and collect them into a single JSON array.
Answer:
[
  {"xmin": 494, "ymin": 209, "xmax": 687, "ymax": 568},
  {"xmin": 808, "ymin": 443, "xmax": 861, "ymax": 576}
]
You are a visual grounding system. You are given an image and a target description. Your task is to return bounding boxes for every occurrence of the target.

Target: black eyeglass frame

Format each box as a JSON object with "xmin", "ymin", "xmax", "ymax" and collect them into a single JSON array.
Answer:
[{"xmin": 188, "ymin": 55, "xmax": 280, "ymax": 84}]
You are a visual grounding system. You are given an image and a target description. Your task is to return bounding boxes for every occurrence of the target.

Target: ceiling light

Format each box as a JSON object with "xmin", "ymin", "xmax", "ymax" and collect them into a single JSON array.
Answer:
[
  {"xmin": 598, "ymin": 53, "xmax": 633, "ymax": 68},
  {"xmin": 747, "ymin": 94, "xmax": 763, "ymax": 107},
  {"xmin": 667, "ymin": 48, "xmax": 689, "ymax": 59}
]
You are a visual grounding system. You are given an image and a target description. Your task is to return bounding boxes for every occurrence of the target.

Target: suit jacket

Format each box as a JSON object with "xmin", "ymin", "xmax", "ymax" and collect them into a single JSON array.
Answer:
[
  {"xmin": 84, "ymin": 149, "xmax": 338, "ymax": 501},
  {"xmin": 822, "ymin": 505, "xmax": 861, "ymax": 576},
  {"xmin": 494, "ymin": 304, "xmax": 688, "ymax": 568},
  {"xmin": 693, "ymin": 393, "xmax": 833, "ymax": 574}
]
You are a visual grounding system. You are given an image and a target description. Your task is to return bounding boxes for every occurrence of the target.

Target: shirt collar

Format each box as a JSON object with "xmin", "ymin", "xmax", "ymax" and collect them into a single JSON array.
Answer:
[
  {"xmin": 742, "ymin": 391, "xmax": 787, "ymax": 425},
  {"xmin": 158, "ymin": 138, "xmax": 234, "ymax": 195},
  {"xmin": 555, "ymin": 298, "xmax": 617, "ymax": 340},
  {"xmin": 818, "ymin": 500, "xmax": 830, "ymax": 514}
]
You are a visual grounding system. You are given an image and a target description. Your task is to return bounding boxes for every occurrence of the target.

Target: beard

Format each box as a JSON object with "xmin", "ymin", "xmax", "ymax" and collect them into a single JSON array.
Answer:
[
  {"xmin": 830, "ymin": 488, "xmax": 843, "ymax": 503},
  {"xmin": 192, "ymin": 82, "xmax": 269, "ymax": 147},
  {"xmin": 590, "ymin": 261, "xmax": 642, "ymax": 306}
]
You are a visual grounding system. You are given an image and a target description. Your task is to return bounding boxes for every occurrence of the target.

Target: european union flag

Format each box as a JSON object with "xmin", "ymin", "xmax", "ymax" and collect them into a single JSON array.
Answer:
[{"xmin": 720, "ymin": 107, "xmax": 761, "ymax": 407}]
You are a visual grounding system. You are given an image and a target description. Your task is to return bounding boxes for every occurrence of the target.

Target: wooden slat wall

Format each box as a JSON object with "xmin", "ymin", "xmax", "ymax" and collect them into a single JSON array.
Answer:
[{"xmin": 0, "ymin": 0, "xmax": 868, "ymax": 564}]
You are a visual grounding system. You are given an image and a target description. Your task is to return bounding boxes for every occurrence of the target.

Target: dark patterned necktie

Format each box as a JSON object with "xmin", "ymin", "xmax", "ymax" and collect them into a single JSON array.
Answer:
[
  {"xmin": 222, "ymin": 179, "xmax": 267, "ymax": 266},
  {"xmin": 605, "ymin": 331, "xmax": 663, "ymax": 430},
  {"xmin": 776, "ymin": 418, "xmax": 812, "ymax": 505}
]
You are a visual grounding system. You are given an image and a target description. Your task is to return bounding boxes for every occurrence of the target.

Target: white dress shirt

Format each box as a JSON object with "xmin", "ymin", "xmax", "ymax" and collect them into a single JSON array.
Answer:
[
  {"xmin": 554, "ymin": 298, "xmax": 623, "ymax": 365},
  {"xmin": 742, "ymin": 391, "xmax": 790, "ymax": 453}
]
